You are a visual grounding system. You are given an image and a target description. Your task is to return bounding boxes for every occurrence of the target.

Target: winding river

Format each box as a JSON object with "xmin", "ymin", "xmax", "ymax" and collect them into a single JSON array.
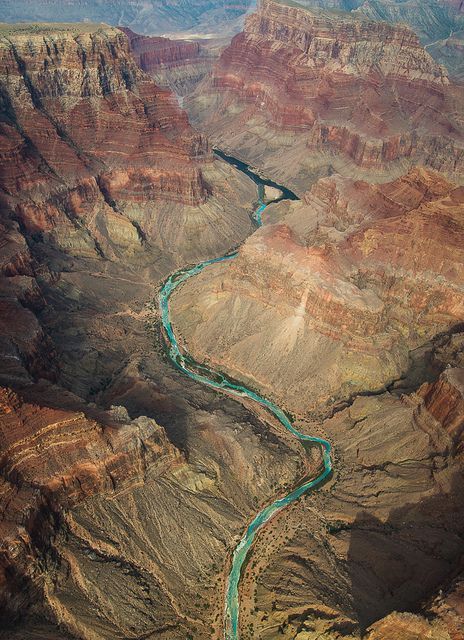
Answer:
[{"xmin": 158, "ymin": 151, "xmax": 333, "ymax": 639}]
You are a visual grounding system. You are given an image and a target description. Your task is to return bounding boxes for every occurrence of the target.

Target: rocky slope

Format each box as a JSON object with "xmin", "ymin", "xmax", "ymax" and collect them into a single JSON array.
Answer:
[
  {"xmin": 0, "ymin": 1, "xmax": 254, "ymax": 36},
  {"xmin": 171, "ymin": 168, "xmax": 464, "ymax": 417},
  {"xmin": 235, "ymin": 366, "xmax": 464, "ymax": 639},
  {"xmin": 186, "ymin": 0, "xmax": 464, "ymax": 192},
  {"xmin": 121, "ymin": 27, "xmax": 222, "ymax": 97}
]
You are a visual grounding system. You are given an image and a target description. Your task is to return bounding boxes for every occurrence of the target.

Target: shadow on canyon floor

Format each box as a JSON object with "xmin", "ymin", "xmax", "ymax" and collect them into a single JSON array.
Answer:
[{"xmin": 347, "ymin": 471, "xmax": 464, "ymax": 631}]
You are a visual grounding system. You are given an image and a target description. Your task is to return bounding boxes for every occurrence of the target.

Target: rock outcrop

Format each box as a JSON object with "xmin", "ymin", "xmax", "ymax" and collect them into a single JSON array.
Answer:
[
  {"xmin": 171, "ymin": 168, "xmax": 464, "ymax": 416},
  {"xmin": 0, "ymin": 380, "xmax": 306, "ymax": 638},
  {"xmin": 186, "ymin": 0, "xmax": 464, "ymax": 192}
]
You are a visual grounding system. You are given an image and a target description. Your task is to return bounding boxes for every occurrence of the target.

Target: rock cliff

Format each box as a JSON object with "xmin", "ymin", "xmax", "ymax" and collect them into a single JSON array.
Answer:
[
  {"xmin": 186, "ymin": 0, "xmax": 464, "ymax": 192},
  {"xmin": 289, "ymin": 0, "xmax": 464, "ymax": 81},
  {"xmin": 0, "ymin": 385, "xmax": 182, "ymax": 624}
]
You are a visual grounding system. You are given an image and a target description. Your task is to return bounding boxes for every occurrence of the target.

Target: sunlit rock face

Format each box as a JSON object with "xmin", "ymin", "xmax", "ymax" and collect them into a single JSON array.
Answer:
[
  {"xmin": 171, "ymin": 168, "xmax": 464, "ymax": 416},
  {"xmin": 0, "ymin": 23, "xmax": 214, "ymax": 252},
  {"xmin": 185, "ymin": 0, "xmax": 464, "ymax": 192},
  {"xmin": 0, "ymin": 1, "xmax": 254, "ymax": 35}
]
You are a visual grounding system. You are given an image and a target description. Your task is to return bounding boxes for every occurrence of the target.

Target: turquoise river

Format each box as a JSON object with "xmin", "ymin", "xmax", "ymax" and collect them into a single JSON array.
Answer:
[{"xmin": 158, "ymin": 151, "xmax": 333, "ymax": 639}]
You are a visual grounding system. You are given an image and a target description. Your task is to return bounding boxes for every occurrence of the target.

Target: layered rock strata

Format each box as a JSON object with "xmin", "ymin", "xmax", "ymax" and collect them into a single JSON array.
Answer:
[
  {"xmin": 186, "ymin": 0, "xmax": 464, "ymax": 192},
  {"xmin": 294, "ymin": 0, "xmax": 464, "ymax": 81},
  {"xmin": 0, "ymin": 23, "xmax": 255, "ymax": 265},
  {"xmin": 121, "ymin": 27, "xmax": 222, "ymax": 97},
  {"xmin": 171, "ymin": 168, "xmax": 464, "ymax": 416}
]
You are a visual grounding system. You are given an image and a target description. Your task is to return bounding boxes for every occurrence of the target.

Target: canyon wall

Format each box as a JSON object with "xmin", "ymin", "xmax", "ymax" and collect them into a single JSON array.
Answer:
[
  {"xmin": 171, "ymin": 168, "xmax": 464, "ymax": 417},
  {"xmin": 284, "ymin": 0, "xmax": 464, "ymax": 80},
  {"xmin": 0, "ymin": 23, "xmax": 256, "ymax": 266},
  {"xmin": 0, "ymin": 23, "xmax": 283, "ymax": 638},
  {"xmin": 186, "ymin": 0, "xmax": 464, "ymax": 192},
  {"xmin": 121, "ymin": 27, "xmax": 221, "ymax": 96}
]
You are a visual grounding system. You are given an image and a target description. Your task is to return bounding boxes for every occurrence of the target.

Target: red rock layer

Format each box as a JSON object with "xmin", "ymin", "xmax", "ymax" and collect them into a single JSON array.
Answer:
[
  {"xmin": 0, "ymin": 385, "xmax": 181, "ymax": 622},
  {"xmin": 189, "ymin": 0, "xmax": 464, "ymax": 185},
  {"xmin": 0, "ymin": 23, "xmax": 210, "ymax": 244}
]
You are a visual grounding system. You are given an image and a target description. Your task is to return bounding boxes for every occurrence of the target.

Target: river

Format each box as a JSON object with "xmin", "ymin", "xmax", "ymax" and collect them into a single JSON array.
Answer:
[{"xmin": 158, "ymin": 151, "xmax": 332, "ymax": 639}]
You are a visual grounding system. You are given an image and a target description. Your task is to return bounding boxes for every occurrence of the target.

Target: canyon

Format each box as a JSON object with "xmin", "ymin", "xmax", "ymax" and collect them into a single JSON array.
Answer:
[
  {"xmin": 185, "ymin": 0, "xmax": 464, "ymax": 192},
  {"xmin": 0, "ymin": 1, "xmax": 463, "ymax": 639},
  {"xmin": 121, "ymin": 27, "xmax": 223, "ymax": 97}
]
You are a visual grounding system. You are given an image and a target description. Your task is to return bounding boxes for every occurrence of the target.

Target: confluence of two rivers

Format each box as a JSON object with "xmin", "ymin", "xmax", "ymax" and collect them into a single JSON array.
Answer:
[{"xmin": 158, "ymin": 150, "xmax": 333, "ymax": 639}]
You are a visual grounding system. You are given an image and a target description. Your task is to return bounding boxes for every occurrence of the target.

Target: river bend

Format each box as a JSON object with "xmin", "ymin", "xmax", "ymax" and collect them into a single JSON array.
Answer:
[{"xmin": 158, "ymin": 152, "xmax": 332, "ymax": 639}]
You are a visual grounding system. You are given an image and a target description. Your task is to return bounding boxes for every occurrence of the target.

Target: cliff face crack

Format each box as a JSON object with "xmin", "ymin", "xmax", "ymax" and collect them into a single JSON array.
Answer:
[{"xmin": 157, "ymin": 152, "xmax": 332, "ymax": 640}]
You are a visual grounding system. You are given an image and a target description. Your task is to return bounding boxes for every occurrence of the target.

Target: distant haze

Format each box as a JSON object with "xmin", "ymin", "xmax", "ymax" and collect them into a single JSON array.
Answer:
[{"xmin": 0, "ymin": 0, "xmax": 255, "ymax": 35}]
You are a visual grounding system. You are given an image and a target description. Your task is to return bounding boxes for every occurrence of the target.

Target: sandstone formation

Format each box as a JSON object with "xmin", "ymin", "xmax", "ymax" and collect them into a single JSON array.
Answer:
[
  {"xmin": 171, "ymin": 168, "xmax": 464, "ymax": 416},
  {"xmin": 121, "ymin": 27, "xmax": 222, "ymax": 97},
  {"xmin": 0, "ymin": 1, "xmax": 253, "ymax": 36},
  {"xmin": 186, "ymin": 0, "xmax": 464, "ymax": 192}
]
